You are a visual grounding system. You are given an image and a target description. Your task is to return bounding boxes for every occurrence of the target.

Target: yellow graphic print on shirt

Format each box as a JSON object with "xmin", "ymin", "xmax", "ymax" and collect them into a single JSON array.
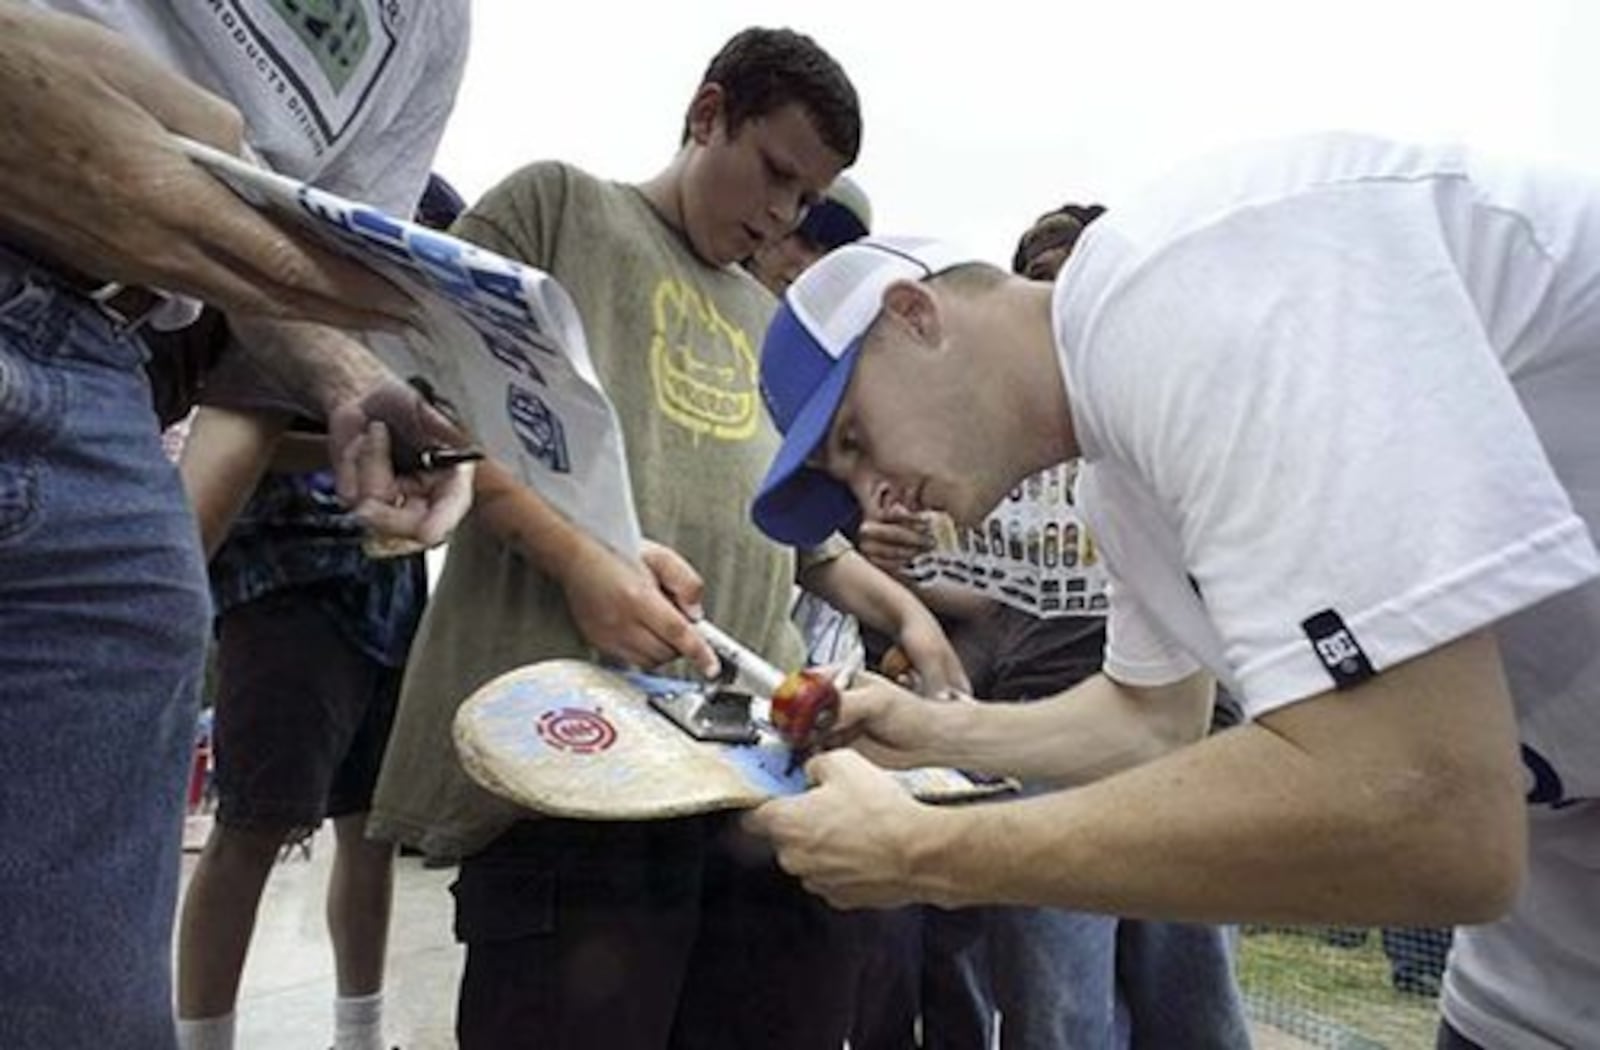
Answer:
[{"xmin": 649, "ymin": 277, "xmax": 760, "ymax": 442}]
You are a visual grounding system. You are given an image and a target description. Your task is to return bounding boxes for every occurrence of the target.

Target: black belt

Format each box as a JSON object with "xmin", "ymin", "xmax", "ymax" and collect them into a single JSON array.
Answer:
[
  {"xmin": 0, "ymin": 241, "xmax": 167, "ymax": 333},
  {"xmin": 62, "ymin": 275, "xmax": 167, "ymax": 333}
]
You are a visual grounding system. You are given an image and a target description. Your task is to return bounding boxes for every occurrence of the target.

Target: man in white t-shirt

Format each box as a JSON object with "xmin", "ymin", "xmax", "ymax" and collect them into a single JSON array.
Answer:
[
  {"xmin": 0, "ymin": 5, "xmax": 470, "ymax": 1048},
  {"xmin": 745, "ymin": 133, "xmax": 1600, "ymax": 1049}
]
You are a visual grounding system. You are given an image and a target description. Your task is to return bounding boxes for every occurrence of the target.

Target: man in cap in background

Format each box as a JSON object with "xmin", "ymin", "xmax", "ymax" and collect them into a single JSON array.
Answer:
[{"xmin": 748, "ymin": 173, "xmax": 874, "ymax": 296}]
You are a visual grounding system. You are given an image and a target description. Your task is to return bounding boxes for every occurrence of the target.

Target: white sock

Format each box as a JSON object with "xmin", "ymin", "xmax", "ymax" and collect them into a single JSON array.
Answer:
[
  {"xmin": 334, "ymin": 991, "xmax": 385, "ymax": 1050},
  {"xmin": 176, "ymin": 1012, "xmax": 235, "ymax": 1050}
]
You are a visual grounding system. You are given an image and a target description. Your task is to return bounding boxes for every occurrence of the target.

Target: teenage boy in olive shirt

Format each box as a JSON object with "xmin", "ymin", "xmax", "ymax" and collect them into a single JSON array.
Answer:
[{"xmin": 370, "ymin": 27, "xmax": 962, "ymax": 1050}]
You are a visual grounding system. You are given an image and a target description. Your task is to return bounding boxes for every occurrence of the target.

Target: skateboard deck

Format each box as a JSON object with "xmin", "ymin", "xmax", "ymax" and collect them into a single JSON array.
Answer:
[{"xmin": 454, "ymin": 660, "xmax": 1011, "ymax": 821}]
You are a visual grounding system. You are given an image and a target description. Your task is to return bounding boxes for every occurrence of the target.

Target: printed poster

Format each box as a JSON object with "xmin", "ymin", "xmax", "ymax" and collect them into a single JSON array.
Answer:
[
  {"xmin": 905, "ymin": 461, "xmax": 1109, "ymax": 619},
  {"xmin": 178, "ymin": 136, "xmax": 643, "ymax": 559}
]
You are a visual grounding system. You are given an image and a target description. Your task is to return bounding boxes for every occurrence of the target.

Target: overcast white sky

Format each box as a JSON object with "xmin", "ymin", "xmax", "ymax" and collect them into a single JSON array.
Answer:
[{"xmin": 435, "ymin": 0, "xmax": 1599, "ymax": 265}]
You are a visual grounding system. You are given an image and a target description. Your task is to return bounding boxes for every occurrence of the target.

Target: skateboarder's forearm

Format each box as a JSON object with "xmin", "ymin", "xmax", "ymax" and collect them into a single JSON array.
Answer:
[
  {"xmin": 904, "ymin": 634, "xmax": 1523, "ymax": 923},
  {"xmin": 907, "ymin": 580, "xmax": 995, "ymax": 624},
  {"xmin": 899, "ymin": 670, "xmax": 1212, "ymax": 784}
]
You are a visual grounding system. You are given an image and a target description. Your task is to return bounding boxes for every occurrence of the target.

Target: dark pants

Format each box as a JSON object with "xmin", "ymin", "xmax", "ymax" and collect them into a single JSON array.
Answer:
[
  {"xmin": 1436, "ymin": 1020, "xmax": 1486, "ymax": 1049},
  {"xmin": 859, "ymin": 606, "xmax": 1249, "ymax": 1049},
  {"xmin": 453, "ymin": 814, "xmax": 871, "ymax": 1050},
  {"xmin": 213, "ymin": 587, "xmax": 403, "ymax": 830},
  {"xmin": 1383, "ymin": 926, "xmax": 1452, "ymax": 993}
]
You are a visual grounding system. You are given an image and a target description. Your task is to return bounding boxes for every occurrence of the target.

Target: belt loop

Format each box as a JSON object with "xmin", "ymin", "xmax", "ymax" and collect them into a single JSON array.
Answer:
[
  {"xmin": 0, "ymin": 275, "xmax": 56, "ymax": 333},
  {"xmin": 86, "ymin": 281, "xmax": 161, "ymax": 335}
]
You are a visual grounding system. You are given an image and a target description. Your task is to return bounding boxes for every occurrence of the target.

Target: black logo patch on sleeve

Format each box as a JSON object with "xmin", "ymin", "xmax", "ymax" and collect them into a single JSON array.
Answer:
[{"xmin": 1301, "ymin": 610, "xmax": 1375, "ymax": 689}]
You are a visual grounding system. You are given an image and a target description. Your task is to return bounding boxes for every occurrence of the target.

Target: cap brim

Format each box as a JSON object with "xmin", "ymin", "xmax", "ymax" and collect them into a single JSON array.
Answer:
[{"xmin": 752, "ymin": 341, "xmax": 864, "ymax": 546}]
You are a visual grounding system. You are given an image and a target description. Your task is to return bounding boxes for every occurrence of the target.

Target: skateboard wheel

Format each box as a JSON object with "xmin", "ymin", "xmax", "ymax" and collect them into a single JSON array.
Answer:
[{"xmin": 770, "ymin": 669, "xmax": 840, "ymax": 751}]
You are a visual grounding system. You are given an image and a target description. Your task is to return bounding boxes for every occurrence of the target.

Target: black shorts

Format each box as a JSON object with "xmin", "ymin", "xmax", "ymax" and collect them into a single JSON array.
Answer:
[
  {"xmin": 451, "ymin": 816, "xmax": 874, "ymax": 1050},
  {"xmin": 212, "ymin": 586, "xmax": 402, "ymax": 831}
]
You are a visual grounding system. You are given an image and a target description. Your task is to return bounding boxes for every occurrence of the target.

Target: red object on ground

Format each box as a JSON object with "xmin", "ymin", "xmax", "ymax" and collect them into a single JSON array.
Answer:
[{"xmin": 187, "ymin": 736, "xmax": 210, "ymax": 813}]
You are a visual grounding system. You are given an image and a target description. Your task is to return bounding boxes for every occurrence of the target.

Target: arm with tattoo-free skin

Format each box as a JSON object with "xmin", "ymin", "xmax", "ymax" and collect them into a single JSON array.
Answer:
[
  {"xmin": 748, "ymin": 630, "xmax": 1525, "ymax": 928},
  {"xmin": 469, "ymin": 460, "xmax": 720, "ymax": 676},
  {"xmin": 178, "ymin": 406, "xmax": 290, "ymax": 558},
  {"xmin": 827, "ymin": 665, "xmax": 1211, "ymax": 783},
  {"xmin": 0, "ymin": 3, "xmax": 411, "ymax": 329},
  {"xmin": 799, "ymin": 549, "xmax": 970, "ymax": 694},
  {"xmin": 194, "ymin": 318, "xmax": 476, "ymax": 548}
]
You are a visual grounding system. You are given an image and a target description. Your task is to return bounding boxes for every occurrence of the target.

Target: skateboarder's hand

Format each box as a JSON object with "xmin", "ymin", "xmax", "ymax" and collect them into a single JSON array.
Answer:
[
  {"xmin": 0, "ymin": 6, "xmax": 412, "ymax": 331},
  {"xmin": 821, "ymin": 671, "xmax": 977, "ymax": 769},
  {"xmin": 744, "ymin": 749, "xmax": 934, "ymax": 909},
  {"xmin": 560, "ymin": 536, "xmax": 720, "ymax": 677}
]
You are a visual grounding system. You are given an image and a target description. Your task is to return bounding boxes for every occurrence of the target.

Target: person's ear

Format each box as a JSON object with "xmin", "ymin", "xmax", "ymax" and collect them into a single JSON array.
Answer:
[
  {"xmin": 685, "ymin": 84, "xmax": 726, "ymax": 147},
  {"xmin": 879, "ymin": 280, "xmax": 943, "ymax": 349}
]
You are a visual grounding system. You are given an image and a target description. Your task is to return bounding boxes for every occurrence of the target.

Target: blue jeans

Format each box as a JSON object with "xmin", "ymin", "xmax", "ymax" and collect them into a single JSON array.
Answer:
[
  {"xmin": 858, "ymin": 905, "xmax": 1250, "ymax": 1050},
  {"xmin": 848, "ymin": 904, "xmax": 997, "ymax": 1050},
  {"xmin": 987, "ymin": 908, "xmax": 1250, "ymax": 1050},
  {"xmin": 921, "ymin": 905, "xmax": 997, "ymax": 1050},
  {"xmin": 0, "ymin": 261, "xmax": 210, "ymax": 1048}
]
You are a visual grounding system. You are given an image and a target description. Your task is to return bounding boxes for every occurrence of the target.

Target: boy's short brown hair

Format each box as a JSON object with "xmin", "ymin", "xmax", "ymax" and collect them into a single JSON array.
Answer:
[{"xmin": 687, "ymin": 27, "xmax": 861, "ymax": 164}]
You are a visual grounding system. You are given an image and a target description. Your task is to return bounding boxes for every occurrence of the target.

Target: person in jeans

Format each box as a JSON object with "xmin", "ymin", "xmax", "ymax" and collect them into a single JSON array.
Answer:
[{"xmin": 0, "ymin": 7, "xmax": 471, "ymax": 1048}]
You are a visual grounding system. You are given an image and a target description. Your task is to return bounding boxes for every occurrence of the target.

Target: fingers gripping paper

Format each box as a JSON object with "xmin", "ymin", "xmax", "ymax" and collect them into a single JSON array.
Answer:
[{"xmin": 177, "ymin": 137, "xmax": 643, "ymax": 559}]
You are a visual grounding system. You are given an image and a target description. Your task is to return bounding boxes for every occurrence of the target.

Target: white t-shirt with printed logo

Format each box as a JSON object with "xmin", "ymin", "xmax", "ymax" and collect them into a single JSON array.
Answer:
[
  {"xmin": 37, "ymin": 0, "xmax": 469, "ymax": 214},
  {"xmin": 33, "ymin": 1, "xmax": 467, "ymax": 333},
  {"xmin": 1053, "ymin": 132, "xmax": 1600, "ymax": 1048}
]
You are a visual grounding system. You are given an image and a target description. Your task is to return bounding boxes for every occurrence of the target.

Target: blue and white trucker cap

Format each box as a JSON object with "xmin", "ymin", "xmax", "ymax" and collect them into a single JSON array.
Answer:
[{"xmin": 753, "ymin": 236, "xmax": 981, "ymax": 546}]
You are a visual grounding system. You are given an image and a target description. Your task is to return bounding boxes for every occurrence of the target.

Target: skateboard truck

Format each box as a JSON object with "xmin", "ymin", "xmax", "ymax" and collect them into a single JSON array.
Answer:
[
  {"xmin": 687, "ymin": 621, "xmax": 844, "ymax": 764},
  {"xmin": 643, "ymin": 621, "xmax": 770, "ymax": 745},
  {"xmin": 646, "ymin": 682, "xmax": 761, "ymax": 746}
]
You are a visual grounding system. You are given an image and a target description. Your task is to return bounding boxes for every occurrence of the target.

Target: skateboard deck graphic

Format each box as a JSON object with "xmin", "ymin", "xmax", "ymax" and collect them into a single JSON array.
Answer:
[{"xmin": 454, "ymin": 660, "xmax": 1009, "ymax": 820}]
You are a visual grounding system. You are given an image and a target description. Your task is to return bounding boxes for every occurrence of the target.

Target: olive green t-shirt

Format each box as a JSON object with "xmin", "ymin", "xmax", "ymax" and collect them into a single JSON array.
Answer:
[{"xmin": 370, "ymin": 161, "xmax": 809, "ymax": 857}]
